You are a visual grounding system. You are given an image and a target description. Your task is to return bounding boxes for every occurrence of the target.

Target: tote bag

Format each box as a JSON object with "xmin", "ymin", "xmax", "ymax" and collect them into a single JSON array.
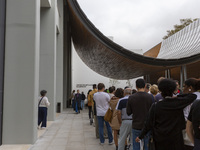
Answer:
[{"xmin": 104, "ymin": 108, "xmax": 113, "ymax": 122}]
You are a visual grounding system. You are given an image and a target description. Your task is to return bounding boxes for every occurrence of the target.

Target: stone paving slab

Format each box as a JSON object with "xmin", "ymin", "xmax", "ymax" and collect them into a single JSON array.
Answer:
[{"xmin": 29, "ymin": 109, "xmax": 115, "ymax": 150}]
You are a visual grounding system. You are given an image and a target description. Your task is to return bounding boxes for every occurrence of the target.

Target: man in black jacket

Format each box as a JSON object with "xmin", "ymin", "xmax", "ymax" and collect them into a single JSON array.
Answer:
[
  {"xmin": 74, "ymin": 90, "xmax": 82, "ymax": 114},
  {"xmin": 127, "ymin": 79, "xmax": 153, "ymax": 150}
]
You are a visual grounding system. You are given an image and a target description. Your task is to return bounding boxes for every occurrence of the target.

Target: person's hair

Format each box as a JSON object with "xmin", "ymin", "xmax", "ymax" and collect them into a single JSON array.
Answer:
[
  {"xmin": 112, "ymin": 86, "xmax": 116, "ymax": 91},
  {"xmin": 157, "ymin": 77, "xmax": 165, "ymax": 84},
  {"xmin": 132, "ymin": 89, "xmax": 137, "ymax": 94},
  {"xmin": 98, "ymin": 83, "xmax": 105, "ymax": 90},
  {"xmin": 87, "ymin": 89, "xmax": 92, "ymax": 95},
  {"xmin": 124, "ymin": 86, "xmax": 130, "ymax": 89},
  {"xmin": 150, "ymin": 84, "xmax": 158, "ymax": 95},
  {"xmin": 158, "ymin": 79, "xmax": 176, "ymax": 98},
  {"xmin": 109, "ymin": 86, "xmax": 115, "ymax": 93},
  {"xmin": 136, "ymin": 79, "xmax": 145, "ymax": 89},
  {"xmin": 82, "ymin": 92, "xmax": 84, "ymax": 94},
  {"xmin": 73, "ymin": 90, "xmax": 75, "ymax": 93},
  {"xmin": 124, "ymin": 88, "xmax": 132, "ymax": 95},
  {"xmin": 145, "ymin": 83, "xmax": 151, "ymax": 90},
  {"xmin": 40, "ymin": 90, "xmax": 47, "ymax": 96},
  {"xmin": 185, "ymin": 78, "xmax": 200, "ymax": 91},
  {"xmin": 115, "ymin": 88, "xmax": 124, "ymax": 98},
  {"xmin": 93, "ymin": 84, "xmax": 97, "ymax": 89}
]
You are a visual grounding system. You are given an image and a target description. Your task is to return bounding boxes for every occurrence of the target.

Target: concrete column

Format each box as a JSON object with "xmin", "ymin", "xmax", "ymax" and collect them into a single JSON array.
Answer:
[
  {"xmin": 3, "ymin": 0, "xmax": 40, "ymax": 144},
  {"xmin": 40, "ymin": 0, "xmax": 57, "ymax": 121},
  {"xmin": 183, "ymin": 65, "xmax": 187, "ymax": 81},
  {"xmin": 0, "ymin": 0, "xmax": 6, "ymax": 145},
  {"xmin": 56, "ymin": 0, "xmax": 64, "ymax": 112},
  {"xmin": 63, "ymin": 3, "xmax": 72, "ymax": 108},
  {"xmin": 180, "ymin": 66, "xmax": 184, "ymax": 89}
]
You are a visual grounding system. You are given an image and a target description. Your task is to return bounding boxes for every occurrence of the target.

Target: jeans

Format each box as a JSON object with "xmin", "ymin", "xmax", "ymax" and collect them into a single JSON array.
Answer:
[
  {"xmin": 132, "ymin": 129, "xmax": 150, "ymax": 150},
  {"xmin": 194, "ymin": 138, "xmax": 200, "ymax": 150},
  {"xmin": 38, "ymin": 107, "xmax": 48, "ymax": 127},
  {"xmin": 88, "ymin": 106, "xmax": 93, "ymax": 119},
  {"xmin": 97, "ymin": 116, "xmax": 113, "ymax": 143},
  {"xmin": 81, "ymin": 100, "xmax": 84, "ymax": 109},
  {"xmin": 118, "ymin": 120, "xmax": 133, "ymax": 150}
]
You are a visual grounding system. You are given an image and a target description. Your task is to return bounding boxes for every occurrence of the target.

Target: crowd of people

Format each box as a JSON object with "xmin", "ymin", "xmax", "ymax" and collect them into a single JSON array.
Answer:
[{"xmin": 71, "ymin": 77, "xmax": 200, "ymax": 150}]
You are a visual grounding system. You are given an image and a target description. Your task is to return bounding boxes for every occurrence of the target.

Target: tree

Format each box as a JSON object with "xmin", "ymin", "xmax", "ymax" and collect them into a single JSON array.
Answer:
[{"xmin": 163, "ymin": 18, "xmax": 198, "ymax": 40}]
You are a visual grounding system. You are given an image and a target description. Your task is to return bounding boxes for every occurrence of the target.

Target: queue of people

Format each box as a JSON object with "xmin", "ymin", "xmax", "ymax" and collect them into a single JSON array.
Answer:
[{"xmin": 84, "ymin": 77, "xmax": 200, "ymax": 150}]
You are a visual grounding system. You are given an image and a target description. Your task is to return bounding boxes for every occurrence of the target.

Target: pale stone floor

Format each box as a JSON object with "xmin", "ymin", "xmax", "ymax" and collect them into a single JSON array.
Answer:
[{"xmin": 0, "ymin": 109, "xmax": 115, "ymax": 150}]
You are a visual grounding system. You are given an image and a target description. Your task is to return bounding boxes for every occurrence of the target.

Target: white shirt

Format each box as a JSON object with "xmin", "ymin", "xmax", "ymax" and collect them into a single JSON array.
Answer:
[
  {"xmin": 38, "ymin": 96, "xmax": 50, "ymax": 107},
  {"xmin": 94, "ymin": 92, "xmax": 110, "ymax": 116},
  {"xmin": 184, "ymin": 92, "xmax": 200, "ymax": 120}
]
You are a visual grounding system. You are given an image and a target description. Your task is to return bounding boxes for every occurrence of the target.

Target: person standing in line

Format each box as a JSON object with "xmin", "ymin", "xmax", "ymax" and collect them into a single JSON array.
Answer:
[
  {"xmin": 135, "ymin": 79, "xmax": 197, "ymax": 150},
  {"xmin": 74, "ymin": 89, "xmax": 81, "ymax": 114},
  {"xmin": 38, "ymin": 90, "xmax": 50, "ymax": 129},
  {"xmin": 108, "ymin": 86, "xmax": 116, "ymax": 98},
  {"xmin": 88, "ymin": 84, "xmax": 98, "ymax": 127},
  {"xmin": 149, "ymin": 84, "xmax": 158, "ymax": 97},
  {"xmin": 71, "ymin": 90, "xmax": 75, "ymax": 108},
  {"xmin": 87, "ymin": 89, "xmax": 92, "ymax": 119},
  {"xmin": 144, "ymin": 83, "xmax": 151, "ymax": 93},
  {"xmin": 126, "ymin": 78, "xmax": 153, "ymax": 150},
  {"xmin": 110, "ymin": 88, "xmax": 124, "ymax": 150},
  {"xmin": 155, "ymin": 77, "xmax": 165, "ymax": 102},
  {"xmin": 81, "ymin": 92, "xmax": 86, "ymax": 110},
  {"xmin": 117, "ymin": 88, "xmax": 133, "ymax": 150},
  {"xmin": 94, "ymin": 83, "xmax": 113, "ymax": 145},
  {"xmin": 183, "ymin": 78, "xmax": 200, "ymax": 149},
  {"xmin": 186, "ymin": 79, "xmax": 200, "ymax": 150}
]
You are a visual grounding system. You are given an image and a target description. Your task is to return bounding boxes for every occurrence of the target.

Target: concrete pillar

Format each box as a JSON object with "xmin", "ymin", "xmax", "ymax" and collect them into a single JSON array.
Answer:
[
  {"xmin": 167, "ymin": 69, "xmax": 171, "ymax": 79},
  {"xmin": 3, "ymin": 0, "xmax": 40, "ymax": 144},
  {"xmin": 183, "ymin": 65, "xmax": 187, "ymax": 81},
  {"xmin": 0, "ymin": 0, "xmax": 6, "ymax": 145},
  {"xmin": 180, "ymin": 67, "xmax": 183, "ymax": 89},
  {"xmin": 56, "ymin": 0, "xmax": 64, "ymax": 112},
  {"xmin": 63, "ymin": 3, "xmax": 72, "ymax": 109},
  {"xmin": 40, "ymin": 0, "xmax": 57, "ymax": 121}
]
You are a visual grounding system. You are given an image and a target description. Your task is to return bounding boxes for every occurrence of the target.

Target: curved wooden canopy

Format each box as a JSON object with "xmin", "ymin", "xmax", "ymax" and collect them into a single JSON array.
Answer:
[{"xmin": 67, "ymin": 0, "xmax": 200, "ymax": 79}]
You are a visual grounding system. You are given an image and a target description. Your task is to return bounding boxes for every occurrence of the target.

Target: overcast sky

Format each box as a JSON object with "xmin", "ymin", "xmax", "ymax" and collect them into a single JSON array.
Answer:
[{"xmin": 77, "ymin": 0, "xmax": 200, "ymax": 52}]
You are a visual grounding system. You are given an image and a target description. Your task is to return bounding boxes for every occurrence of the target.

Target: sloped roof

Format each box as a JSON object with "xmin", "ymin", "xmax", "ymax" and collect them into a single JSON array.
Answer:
[
  {"xmin": 158, "ymin": 19, "xmax": 200, "ymax": 59},
  {"xmin": 67, "ymin": 0, "xmax": 200, "ymax": 79}
]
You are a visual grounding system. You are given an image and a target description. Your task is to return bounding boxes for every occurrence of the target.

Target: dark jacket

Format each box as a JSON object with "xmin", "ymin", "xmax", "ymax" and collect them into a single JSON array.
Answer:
[
  {"xmin": 139, "ymin": 94, "xmax": 197, "ymax": 149},
  {"xmin": 74, "ymin": 93, "xmax": 82, "ymax": 109},
  {"xmin": 81, "ymin": 94, "xmax": 86, "ymax": 101}
]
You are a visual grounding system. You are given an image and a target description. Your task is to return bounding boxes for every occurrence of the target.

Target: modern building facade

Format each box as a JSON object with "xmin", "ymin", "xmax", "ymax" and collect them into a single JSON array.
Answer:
[
  {"xmin": 0, "ymin": 0, "xmax": 200, "ymax": 146},
  {"xmin": 0, "ymin": 0, "xmax": 72, "ymax": 145}
]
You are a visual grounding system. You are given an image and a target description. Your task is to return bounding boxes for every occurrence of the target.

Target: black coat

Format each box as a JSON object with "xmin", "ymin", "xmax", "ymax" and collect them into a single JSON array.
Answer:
[
  {"xmin": 74, "ymin": 93, "xmax": 81, "ymax": 110},
  {"xmin": 139, "ymin": 94, "xmax": 197, "ymax": 150}
]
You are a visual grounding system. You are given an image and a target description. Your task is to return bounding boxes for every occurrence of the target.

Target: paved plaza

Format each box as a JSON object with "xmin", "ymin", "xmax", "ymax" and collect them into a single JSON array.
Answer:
[{"xmin": 28, "ymin": 109, "xmax": 115, "ymax": 150}]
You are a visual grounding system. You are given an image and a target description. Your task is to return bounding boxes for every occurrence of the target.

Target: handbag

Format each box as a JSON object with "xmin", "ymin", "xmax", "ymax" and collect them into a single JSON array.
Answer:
[
  {"xmin": 149, "ymin": 103, "xmax": 156, "ymax": 150},
  {"xmin": 104, "ymin": 107, "xmax": 113, "ymax": 122}
]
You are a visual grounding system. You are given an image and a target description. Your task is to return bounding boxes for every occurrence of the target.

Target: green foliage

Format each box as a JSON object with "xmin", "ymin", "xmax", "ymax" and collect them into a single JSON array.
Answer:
[{"xmin": 163, "ymin": 18, "xmax": 198, "ymax": 40}]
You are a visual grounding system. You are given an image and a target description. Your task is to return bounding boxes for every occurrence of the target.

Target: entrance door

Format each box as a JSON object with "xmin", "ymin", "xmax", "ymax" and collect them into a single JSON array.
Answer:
[{"xmin": 0, "ymin": 0, "xmax": 6, "ymax": 145}]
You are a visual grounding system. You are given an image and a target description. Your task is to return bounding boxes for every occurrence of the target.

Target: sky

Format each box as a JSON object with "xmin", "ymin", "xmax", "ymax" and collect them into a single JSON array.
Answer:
[{"xmin": 77, "ymin": 0, "xmax": 200, "ymax": 52}]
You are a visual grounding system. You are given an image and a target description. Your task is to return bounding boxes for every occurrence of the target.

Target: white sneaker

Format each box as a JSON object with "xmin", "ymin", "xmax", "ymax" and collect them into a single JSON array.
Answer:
[
  {"xmin": 99, "ymin": 143, "xmax": 104, "ymax": 146},
  {"xmin": 109, "ymin": 141, "xmax": 114, "ymax": 145},
  {"xmin": 41, "ymin": 127, "xmax": 46, "ymax": 130}
]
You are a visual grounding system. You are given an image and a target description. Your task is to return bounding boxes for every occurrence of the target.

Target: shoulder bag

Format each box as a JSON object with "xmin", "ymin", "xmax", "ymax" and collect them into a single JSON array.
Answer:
[{"xmin": 104, "ymin": 106, "xmax": 113, "ymax": 122}]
